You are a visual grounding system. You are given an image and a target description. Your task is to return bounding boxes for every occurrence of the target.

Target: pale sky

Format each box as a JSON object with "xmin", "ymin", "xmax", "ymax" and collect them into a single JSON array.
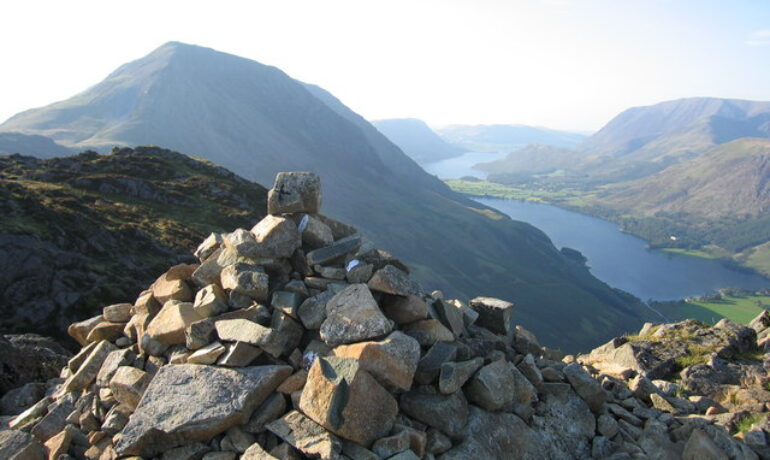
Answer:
[{"xmin": 1, "ymin": 0, "xmax": 769, "ymax": 132}]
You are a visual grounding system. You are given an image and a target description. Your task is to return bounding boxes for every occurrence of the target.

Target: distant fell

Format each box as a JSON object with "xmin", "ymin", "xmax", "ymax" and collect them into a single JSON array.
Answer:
[
  {"xmin": 0, "ymin": 132, "xmax": 74, "ymax": 158},
  {"xmin": 372, "ymin": 118, "xmax": 467, "ymax": 164}
]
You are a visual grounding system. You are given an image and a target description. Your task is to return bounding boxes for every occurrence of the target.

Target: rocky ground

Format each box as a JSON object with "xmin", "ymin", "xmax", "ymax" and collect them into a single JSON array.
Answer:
[{"xmin": 1, "ymin": 172, "xmax": 767, "ymax": 459}]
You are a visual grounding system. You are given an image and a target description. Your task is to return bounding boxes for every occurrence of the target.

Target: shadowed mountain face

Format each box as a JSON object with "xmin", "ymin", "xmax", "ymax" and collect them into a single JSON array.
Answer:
[
  {"xmin": 0, "ymin": 42, "xmax": 653, "ymax": 351},
  {"xmin": 372, "ymin": 118, "xmax": 467, "ymax": 164},
  {"xmin": 437, "ymin": 124, "xmax": 587, "ymax": 152}
]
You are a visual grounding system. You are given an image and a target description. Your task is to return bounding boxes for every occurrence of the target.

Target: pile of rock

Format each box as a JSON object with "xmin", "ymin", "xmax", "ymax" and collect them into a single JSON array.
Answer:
[{"xmin": 1, "ymin": 172, "xmax": 764, "ymax": 459}]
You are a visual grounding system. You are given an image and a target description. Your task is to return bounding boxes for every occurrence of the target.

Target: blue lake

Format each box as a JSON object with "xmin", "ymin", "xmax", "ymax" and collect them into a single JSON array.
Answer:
[
  {"xmin": 422, "ymin": 151, "xmax": 507, "ymax": 179},
  {"xmin": 475, "ymin": 198, "xmax": 770, "ymax": 301}
]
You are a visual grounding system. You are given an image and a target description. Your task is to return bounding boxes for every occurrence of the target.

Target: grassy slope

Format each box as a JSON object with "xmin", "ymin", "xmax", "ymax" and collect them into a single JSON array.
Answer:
[
  {"xmin": 0, "ymin": 146, "xmax": 267, "ymax": 337},
  {"xmin": 653, "ymin": 294, "xmax": 770, "ymax": 325}
]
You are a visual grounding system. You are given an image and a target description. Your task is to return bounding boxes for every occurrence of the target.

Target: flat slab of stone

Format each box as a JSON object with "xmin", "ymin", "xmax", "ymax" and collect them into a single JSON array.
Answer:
[
  {"xmin": 145, "ymin": 300, "xmax": 202, "ymax": 346},
  {"xmin": 306, "ymin": 237, "xmax": 362, "ymax": 267},
  {"xmin": 115, "ymin": 364, "xmax": 292, "ymax": 457},
  {"xmin": 333, "ymin": 331, "xmax": 421, "ymax": 391},
  {"xmin": 266, "ymin": 410, "xmax": 342, "ymax": 459},
  {"xmin": 0, "ymin": 429, "xmax": 45, "ymax": 460},
  {"xmin": 368, "ymin": 265, "xmax": 422, "ymax": 297}
]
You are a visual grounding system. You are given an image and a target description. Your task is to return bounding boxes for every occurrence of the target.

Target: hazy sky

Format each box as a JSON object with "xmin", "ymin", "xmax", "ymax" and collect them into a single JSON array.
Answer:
[{"xmin": 2, "ymin": 0, "xmax": 769, "ymax": 132}]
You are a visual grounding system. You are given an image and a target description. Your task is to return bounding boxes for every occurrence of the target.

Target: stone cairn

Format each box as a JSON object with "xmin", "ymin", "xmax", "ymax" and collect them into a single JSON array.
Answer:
[{"xmin": 0, "ymin": 172, "xmax": 762, "ymax": 459}]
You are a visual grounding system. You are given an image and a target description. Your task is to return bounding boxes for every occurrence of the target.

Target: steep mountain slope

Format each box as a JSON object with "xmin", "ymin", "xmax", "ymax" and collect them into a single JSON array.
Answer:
[
  {"xmin": 437, "ymin": 124, "xmax": 587, "ymax": 152},
  {"xmin": 0, "ymin": 42, "xmax": 652, "ymax": 351},
  {"xmin": 596, "ymin": 138, "xmax": 770, "ymax": 219},
  {"xmin": 0, "ymin": 132, "xmax": 74, "ymax": 158},
  {"xmin": 581, "ymin": 97, "xmax": 770, "ymax": 162},
  {"xmin": 0, "ymin": 146, "xmax": 267, "ymax": 338},
  {"xmin": 372, "ymin": 118, "xmax": 467, "ymax": 164},
  {"xmin": 475, "ymin": 143, "xmax": 591, "ymax": 178}
]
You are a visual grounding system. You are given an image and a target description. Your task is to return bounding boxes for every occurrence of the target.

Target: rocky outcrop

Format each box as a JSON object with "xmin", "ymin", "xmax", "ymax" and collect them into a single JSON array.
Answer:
[
  {"xmin": 2, "ymin": 172, "xmax": 763, "ymax": 459},
  {"xmin": 0, "ymin": 334, "xmax": 70, "ymax": 400}
]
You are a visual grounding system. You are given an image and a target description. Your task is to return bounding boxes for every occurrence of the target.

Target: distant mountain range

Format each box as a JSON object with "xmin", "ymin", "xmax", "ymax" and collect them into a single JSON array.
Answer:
[
  {"xmin": 437, "ymin": 124, "xmax": 587, "ymax": 152},
  {"xmin": 0, "ymin": 41, "xmax": 651, "ymax": 351},
  {"xmin": 475, "ymin": 143, "xmax": 591, "ymax": 179},
  {"xmin": 372, "ymin": 118, "xmax": 467, "ymax": 164}
]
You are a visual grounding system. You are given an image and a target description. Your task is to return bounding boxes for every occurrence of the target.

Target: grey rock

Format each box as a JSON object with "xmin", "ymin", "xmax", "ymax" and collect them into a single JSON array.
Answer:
[
  {"xmin": 59, "ymin": 340, "xmax": 116, "ymax": 395},
  {"xmin": 297, "ymin": 290, "xmax": 335, "ymax": 330},
  {"xmin": 346, "ymin": 262, "xmax": 374, "ymax": 284},
  {"xmin": 220, "ymin": 264, "xmax": 269, "ymax": 301},
  {"xmin": 249, "ymin": 215, "xmax": 301, "ymax": 259},
  {"xmin": 0, "ymin": 334, "xmax": 71, "ymax": 396},
  {"xmin": 0, "ymin": 382, "xmax": 48, "ymax": 416},
  {"xmin": 381, "ymin": 295, "xmax": 428, "ymax": 325},
  {"xmin": 320, "ymin": 284, "xmax": 393, "ymax": 346},
  {"xmin": 96, "ymin": 348, "xmax": 136, "ymax": 387},
  {"xmin": 563, "ymin": 363, "xmax": 607, "ymax": 413},
  {"xmin": 300, "ymin": 214, "xmax": 334, "ymax": 249},
  {"xmin": 31, "ymin": 392, "xmax": 76, "ymax": 441},
  {"xmin": 306, "ymin": 237, "xmax": 362, "ymax": 266},
  {"xmin": 432, "ymin": 300, "xmax": 464, "ymax": 337},
  {"xmin": 399, "ymin": 390, "xmax": 468, "ymax": 439},
  {"xmin": 517, "ymin": 354, "xmax": 544, "ymax": 387},
  {"xmin": 114, "ymin": 364, "xmax": 292, "ymax": 457},
  {"xmin": 267, "ymin": 172, "xmax": 322, "ymax": 215},
  {"xmin": 221, "ymin": 426, "xmax": 256, "ymax": 454},
  {"xmin": 186, "ymin": 318, "xmax": 216, "ymax": 351},
  {"xmin": 415, "ymin": 341, "xmax": 457, "ymax": 385},
  {"xmin": 0, "ymin": 429, "xmax": 45, "ymax": 460},
  {"xmin": 266, "ymin": 410, "xmax": 342, "ymax": 460},
  {"xmin": 271, "ymin": 290, "xmax": 303, "ymax": 318},
  {"xmin": 244, "ymin": 392, "xmax": 287, "ymax": 433},
  {"xmin": 102, "ymin": 303, "xmax": 132, "ymax": 323},
  {"xmin": 368, "ymin": 265, "xmax": 422, "ymax": 297},
  {"xmin": 468, "ymin": 297, "xmax": 514, "ymax": 336},
  {"xmin": 465, "ymin": 359, "xmax": 517, "ymax": 411},
  {"xmin": 218, "ymin": 342, "xmax": 263, "ymax": 367},
  {"xmin": 194, "ymin": 284, "xmax": 229, "ymax": 318},
  {"xmin": 372, "ymin": 430, "xmax": 411, "ymax": 459},
  {"xmin": 598, "ymin": 414, "xmax": 619, "ymax": 438},
  {"xmin": 438, "ymin": 358, "xmax": 484, "ymax": 395},
  {"xmin": 162, "ymin": 442, "xmax": 212, "ymax": 460}
]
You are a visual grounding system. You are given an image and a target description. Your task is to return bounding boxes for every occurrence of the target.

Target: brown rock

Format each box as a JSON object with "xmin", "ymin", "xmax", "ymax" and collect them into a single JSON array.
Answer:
[
  {"xmin": 86, "ymin": 322, "xmax": 125, "ymax": 343},
  {"xmin": 267, "ymin": 172, "xmax": 322, "ymax": 215},
  {"xmin": 109, "ymin": 366, "xmax": 150, "ymax": 410},
  {"xmin": 220, "ymin": 264, "xmax": 269, "ymax": 301},
  {"xmin": 367, "ymin": 265, "xmax": 421, "ymax": 296},
  {"xmin": 151, "ymin": 266, "xmax": 194, "ymax": 304},
  {"xmin": 320, "ymin": 284, "xmax": 393, "ymax": 346},
  {"xmin": 403, "ymin": 319, "xmax": 454, "ymax": 346},
  {"xmin": 102, "ymin": 303, "xmax": 133, "ymax": 323},
  {"xmin": 299, "ymin": 356, "xmax": 398, "ymax": 446},
  {"xmin": 68, "ymin": 315, "xmax": 104, "ymax": 346},
  {"xmin": 277, "ymin": 370, "xmax": 307, "ymax": 394},
  {"xmin": 250, "ymin": 215, "xmax": 301, "ymax": 258},
  {"xmin": 380, "ymin": 295, "xmax": 428, "ymax": 325},
  {"xmin": 145, "ymin": 300, "xmax": 203, "ymax": 346},
  {"xmin": 266, "ymin": 411, "xmax": 342, "ymax": 459},
  {"xmin": 59, "ymin": 340, "xmax": 117, "ymax": 394},
  {"xmin": 332, "ymin": 331, "xmax": 420, "ymax": 392}
]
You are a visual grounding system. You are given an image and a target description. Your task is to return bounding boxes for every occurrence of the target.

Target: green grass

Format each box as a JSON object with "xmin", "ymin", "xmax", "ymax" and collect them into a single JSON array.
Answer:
[
  {"xmin": 445, "ymin": 179, "xmax": 594, "ymax": 207},
  {"xmin": 736, "ymin": 413, "xmax": 763, "ymax": 434},
  {"xmin": 654, "ymin": 294, "xmax": 770, "ymax": 325},
  {"xmin": 661, "ymin": 248, "xmax": 720, "ymax": 260}
]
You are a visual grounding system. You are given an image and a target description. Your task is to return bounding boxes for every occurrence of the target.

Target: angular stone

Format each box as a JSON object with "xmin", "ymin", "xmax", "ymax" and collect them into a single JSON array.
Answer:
[
  {"xmin": 597, "ymin": 414, "xmax": 619, "ymax": 438},
  {"xmin": 102, "ymin": 403, "xmax": 132, "ymax": 435},
  {"xmin": 162, "ymin": 442, "xmax": 212, "ymax": 460},
  {"xmin": 469, "ymin": 297, "xmax": 514, "ymax": 335},
  {"xmin": 306, "ymin": 237, "xmax": 362, "ymax": 266},
  {"xmin": 399, "ymin": 390, "xmax": 468, "ymax": 439},
  {"xmin": 466, "ymin": 359, "xmax": 517, "ymax": 411},
  {"xmin": 241, "ymin": 443, "xmax": 278, "ymax": 460},
  {"xmin": 297, "ymin": 289, "xmax": 336, "ymax": 330},
  {"xmin": 31, "ymin": 393, "xmax": 76, "ymax": 442},
  {"xmin": 151, "ymin": 266, "xmax": 194, "ymax": 304},
  {"xmin": 416, "ymin": 341, "xmax": 457, "ymax": 385},
  {"xmin": 0, "ymin": 429, "xmax": 45, "ymax": 460},
  {"xmin": 218, "ymin": 342, "xmax": 262, "ymax": 367},
  {"xmin": 272, "ymin": 290, "xmax": 303, "ymax": 318},
  {"xmin": 185, "ymin": 318, "xmax": 216, "ymax": 350},
  {"xmin": 216, "ymin": 312, "xmax": 302, "ymax": 358},
  {"xmin": 299, "ymin": 356, "xmax": 398, "ymax": 446},
  {"xmin": 215, "ymin": 319, "xmax": 271, "ymax": 344},
  {"xmin": 683, "ymin": 428, "xmax": 728, "ymax": 460},
  {"xmin": 96, "ymin": 348, "xmax": 136, "ymax": 387},
  {"xmin": 381, "ymin": 295, "xmax": 428, "ymax": 325},
  {"xmin": 277, "ymin": 370, "xmax": 308, "ymax": 394},
  {"xmin": 750, "ymin": 309, "xmax": 770, "ymax": 333},
  {"xmin": 187, "ymin": 341, "xmax": 226, "ymax": 365},
  {"xmin": 320, "ymin": 284, "xmax": 393, "ymax": 346},
  {"xmin": 0, "ymin": 382, "xmax": 47, "ymax": 416},
  {"xmin": 244, "ymin": 392, "xmax": 287, "ymax": 434},
  {"xmin": 346, "ymin": 261, "xmax": 374, "ymax": 284},
  {"xmin": 145, "ymin": 300, "xmax": 203, "ymax": 346},
  {"xmin": 43, "ymin": 426, "xmax": 74, "ymax": 460},
  {"xmin": 333, "ymin": 331, "xmax": 421, "ymax": 391},
  {"xmin": 221, "ymin": 426, "xmax": 256, "ymax": 454},
  {"xmin": 563, "ymin": 363, "xmax": 607, "ymax": 413},
  {"xmin": 341, "ymin": 440, "xmax": 378, "ymax": 460},
  {"xmin": 195, "ymin": 232, "xmax": 223, "ymax": 261},
  {"xmin": 266, "ymin": 410, "xmax": 342, "ymax": 459},
  {"xmin": 110, "ymin": 366, "xmax": 150, "ymax": 410},
  {"xmin": 315, "ymin": 265, "xmax": 346, "ymax": 280},
  {"xmin": 60, "ymin": 340, "xmax": 117, "ymax": 394},
  {"xmin": 439, "ymin": 358, "xmax": 484, "ymax": 395},
  {"xmin": 372, "ymin": 430, "xmax": 411, "ymax": 459},
  {"xmin": 250, "ymin": 215, "xmax": 301, "ymax": 258},
  {"xmin": 115, "ymin": 364, "xmax": 292, "ymax": 457},
  {"xmin": 517, "ymin": 354, "xmax": 544, "ymax": 387},
  {"xmin": 267, "ymin": 172, "xmax": 322, "ymax": 215},
  {"xmin": 191, "ymin": 248, "xmax": 225, "ymax": 288},
  {"xmin": 432, "ymin": 299, "xmax": 465, "ymax": 337},
  {"xmin": 368, "ymin": 265, "xmax": 422, "ymax": 296},
  {"xmin": 392, "ymin": 424, "xmax": 427, "ymax": 458},
  {"xmin": 8, "ymin": 396, "xmax": 51, "ymax": 431},
  {"xmin": 67, "ymin": 315, "xmax": 104, "ymax": 346},
  {"xmin": 86, "ymin": 321, "xmax": 125, "ymax": 343},
  {"xmin": 220, "ymin": 264, "xmax": 269, "ymax": 301},
  {"xmin": 103, "ymin": 303, "xmax": 133, "ymax": 323},
  {"xmin": 300, "ymin": 214, "xmax": 334, "ymax": 249},
  {"xmin": 193, "ymin": 284, "xmax": 229, "ymax": 318},
  {"xmin": 403, "ymin": 319, "xmax": 454, "ymax": 346},
  {"xmin": 223, "ymin": 228, "xmax": 259, "ymax": 256}
]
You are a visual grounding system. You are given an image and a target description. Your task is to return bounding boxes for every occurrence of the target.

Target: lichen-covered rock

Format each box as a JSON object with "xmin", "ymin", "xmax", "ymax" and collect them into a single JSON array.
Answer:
[
  {"xmin": 267, "ymin": 172, "xmax": 322, "ymax": 215},
  {"xmin": 332, "ymin": 331, "xmax": 421, "ymax": 391},
  {"xmin": 115, "ymin": 364, "xmax": 292, "ymax": 457},
  {"xmin": 320, "ymin": 284, "xmax": 393, "ymax": 346}
]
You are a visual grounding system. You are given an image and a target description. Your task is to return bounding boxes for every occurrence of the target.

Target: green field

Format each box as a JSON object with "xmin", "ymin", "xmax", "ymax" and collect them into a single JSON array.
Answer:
[
  {"xmin": 654, "ymin": 294, "xmax": 770, "ymax": 325},
  {"xmin": 445, "ymin": 179, "xmax": 593, "ymax": 206}
]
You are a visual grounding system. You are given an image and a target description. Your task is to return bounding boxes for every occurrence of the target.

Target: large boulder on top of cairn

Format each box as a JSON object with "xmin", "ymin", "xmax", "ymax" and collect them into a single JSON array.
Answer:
[
  {"xmin": 267, "ymin": 171, "xmax": 322, "ymax": 214},
  {"xmin": 8, "ymin": 171, "xmax": 766, "ymax": 460}
]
